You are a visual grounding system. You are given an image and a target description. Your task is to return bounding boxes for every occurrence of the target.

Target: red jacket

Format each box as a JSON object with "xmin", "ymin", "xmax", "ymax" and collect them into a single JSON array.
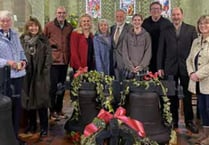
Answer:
[
  {"xmin": 70, "ymin": 31, "xmax": 93, "ymax": 70},
  {"xmin": 44, "ymin": 19, "xmax": 73, "ymax": 65}
]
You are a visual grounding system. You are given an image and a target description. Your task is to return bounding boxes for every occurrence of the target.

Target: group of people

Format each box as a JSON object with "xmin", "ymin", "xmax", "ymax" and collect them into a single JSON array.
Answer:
[{"xmin": 0, "ymin": 1, "xmax": 209, "ymax": 145}]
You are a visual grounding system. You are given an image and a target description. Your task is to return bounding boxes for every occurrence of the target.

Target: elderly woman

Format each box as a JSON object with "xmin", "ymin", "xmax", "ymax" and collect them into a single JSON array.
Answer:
[
  {"xmin": 122, "ymin": 13, "xmax": 151, "ymax": 79},
  {"xmin": 93, "ymin": 19, "xmax": 111, "ymax": 75},
  {"xmin": 0, "ymin": 10, "xmax": 27, "ymax": 143},
  {"xmin": 20, "ymin": 17, "xmax": 52, "ymax": 137},
  {"xmin": 70, "ymin": 13, "xmax": 95, "ymax": 72},
  {"xmin": 186, "ymin": 15, "xmax": 209, "ymax": 144}
]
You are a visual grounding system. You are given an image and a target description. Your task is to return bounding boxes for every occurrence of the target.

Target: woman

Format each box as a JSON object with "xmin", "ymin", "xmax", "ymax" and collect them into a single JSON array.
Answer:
[
  {"xmin": 186, "ymin": 15, "xmax": 209, "ymax": 144},
  {"xmin": 70, "ymin": 13, "xmax": 95, "ymax": 72},
  {"xmin": 122, "ymin": 14, "xmax": 151, "ymax": 79},
  {"xmin": 20, "ymin": 17, "xmax": 52, "ymax": 137},
  {"xmin": 0, "ymin": 10, "xmax": 27, "ymax": 144},
  {"xmin": 93, "ymin": 19, "xmax": 111, "ymax": 75}
]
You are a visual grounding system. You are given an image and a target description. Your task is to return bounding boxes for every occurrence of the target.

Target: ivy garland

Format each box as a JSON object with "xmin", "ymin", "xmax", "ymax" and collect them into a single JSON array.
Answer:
[
  {"xmin": 120, "ymin": 76, "xmax": 173, "ymax": 127},
  {"xmin": 119, "ymin": 73, "xmax": 176, "ymax": 145},
  {"xmin": 70, "ymin": 70, "xmax": 114, "ymax": 121},
  {"xmin": 69, "ymin": 71, "xmax": 176, "ymax": 145}
]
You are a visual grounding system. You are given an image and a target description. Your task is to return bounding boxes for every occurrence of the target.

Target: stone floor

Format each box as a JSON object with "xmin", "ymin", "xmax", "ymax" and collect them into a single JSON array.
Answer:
[{"xmin": 18, "ymin": 91, "xmax": 199, "ymax": 145}]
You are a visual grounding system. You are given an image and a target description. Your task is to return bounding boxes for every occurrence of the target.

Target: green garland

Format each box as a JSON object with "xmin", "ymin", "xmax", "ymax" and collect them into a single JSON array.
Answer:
[
  {"xmin": 120, "ymin": 77, "xmax": 173, "ymax": 126},
  {"xmin": 70, "ymin": 70, "xmax": 114, "ymax": 121},
  {"xmin": 70, "ymin": 71, "xmax": 176, "ymax": 145}
]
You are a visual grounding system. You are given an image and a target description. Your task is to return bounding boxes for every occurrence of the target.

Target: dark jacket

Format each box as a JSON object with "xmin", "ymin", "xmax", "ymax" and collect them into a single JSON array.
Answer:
[
  {"xmin": 157, "ymin": 22, "xmax": 197, "ymax": 76},
  {"xmin": 20, "ymin": 34, "xmax": 52, "ymax": 109},
  {"xmin": 142, "ymin": 16, "xmax": 171, "ymax": 72},
  {"xmin": 44, "ymin": 19, "xmax": 73, "ymax": 65}
]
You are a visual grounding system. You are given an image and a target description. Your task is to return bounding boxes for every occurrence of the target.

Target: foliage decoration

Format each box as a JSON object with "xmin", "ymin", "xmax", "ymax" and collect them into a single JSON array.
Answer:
[
  {"xmin": 70, "ymin": 70, "xmax": 115, "ymax": 121},
  {"xmin": 68, "ymin": 131, "xmax": 81, "ymax": 145},
  {"xmin": 67, "ymin": 14, "xmax": 79, "ymax": 28},
  {"xmin": 119, "ymin": 72, "xmax": 176, "ymax": 145},
  {"xmin": 120, "ymin": 72, "xmax": 173, "ymax": 126},
  {"xmin": 80, "ymin": 107, "xmax": 159, "ymax": 145}
]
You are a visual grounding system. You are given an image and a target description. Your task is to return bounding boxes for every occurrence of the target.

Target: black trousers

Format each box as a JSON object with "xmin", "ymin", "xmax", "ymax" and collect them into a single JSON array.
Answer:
[
  {"xmin": 7, "ymin": 77, "xmax": 23, "ymax": 138},
  {"xmin": 49, "ymin": 65, "xmax": 68, "ymax": 113},
  {"xmin": 28, "ymin": 108, "xmax": 48, "ymax": 131},
  {"xmin": 170, "ymin": 74, "xmax": 194, "ymax": 124}
]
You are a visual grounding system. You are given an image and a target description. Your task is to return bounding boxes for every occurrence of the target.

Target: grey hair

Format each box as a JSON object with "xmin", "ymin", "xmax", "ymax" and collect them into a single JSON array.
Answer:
[
  {"xmin": 0, "ymin": 10, "xmax": 13, "ymax": 20},
  {"xmin": 97, "ymin": 18, "xmax": 109, "ymax": 34},
  {"xmin": 55, "ymin": 6, "xmax": 67, "ymax": 14}
]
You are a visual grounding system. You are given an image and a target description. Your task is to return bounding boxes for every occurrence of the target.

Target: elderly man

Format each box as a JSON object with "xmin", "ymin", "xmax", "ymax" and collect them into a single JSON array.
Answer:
[
  {"xmin": 110, "ymin": 9, "xmax": 131, "ymax": 81},
  {"xmin": 44, "ymin": 6, "xmax": 73, "ymax": 121},
  {"xmin": 157, "ymin": 7, "xmax": 198, "ymax": 133},
  {"xmin": 0, "ymin": 10, "xmax": 27, "ymax": 144}
]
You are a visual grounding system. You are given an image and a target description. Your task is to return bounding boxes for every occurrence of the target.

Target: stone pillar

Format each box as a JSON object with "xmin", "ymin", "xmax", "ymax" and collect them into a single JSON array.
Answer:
[
  {"xmin": 28, "ymin": 0, "xmax": 45, "ymax": 27},
  {"xmin": 48, "ymin": 0, "xmax": 60, "ymax": 21},
  {"xmin": 2, "ymin": 0, "xmax": 13, "ymax": 12}
]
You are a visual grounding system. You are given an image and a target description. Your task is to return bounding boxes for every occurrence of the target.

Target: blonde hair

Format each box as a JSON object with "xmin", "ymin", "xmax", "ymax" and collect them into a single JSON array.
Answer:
[{"xmin": 74, "ymin": 13, "xmax": 93, "ymax": 34}]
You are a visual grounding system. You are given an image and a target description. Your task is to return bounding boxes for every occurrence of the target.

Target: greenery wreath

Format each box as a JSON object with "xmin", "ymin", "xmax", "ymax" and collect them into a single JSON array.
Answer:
[{"xmin": 70, "ymin": 70, "xmax": 115, "ymax": 121}]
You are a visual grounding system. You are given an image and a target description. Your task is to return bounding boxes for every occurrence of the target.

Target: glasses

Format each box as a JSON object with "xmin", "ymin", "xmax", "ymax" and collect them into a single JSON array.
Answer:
[
  {"xmin": 0, "ymin": 19, "xmax": 11, "ymax": 23},
  {"xmin": 151, "ymin": 8, "xmax": 161, "ymax": 11},
  {"xmin": 199, "ymin": 22, "xmax": 209, "ymax": 25},
  {"xmin": 57, "ymin": 11, "xmax": 66, "ymax": 14}
]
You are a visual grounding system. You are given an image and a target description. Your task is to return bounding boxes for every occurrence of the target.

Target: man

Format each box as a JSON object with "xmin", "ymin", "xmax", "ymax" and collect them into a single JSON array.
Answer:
[
  {"xmin": 157, "ymin": 7, "xmax": 198, "ymax": 133},
  {"xmin": 44, "ymin": 6, "xmax": 73, "ymax": 121},
  {"xmin": 110, "ymin": 9, "xmax": 130, "ymax": 80},
  {"xmin": 142, "ymin": 1, "xmax": 171, "ymax": 72},
  {"xmin": 0, "ymin": 10, "xmax": 27, "ymax": 145}
]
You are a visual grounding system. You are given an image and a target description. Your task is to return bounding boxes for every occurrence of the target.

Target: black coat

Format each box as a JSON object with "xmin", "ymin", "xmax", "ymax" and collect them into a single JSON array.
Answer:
[
  {"xmin": 157, "ymin": 22, "xmax": 197, "ymax": 76},
  {"xmin": 142, "ymin": 16, "xmax": 171, "ymax": 72},
  {"xmin": 20, "ymin": 34, "xmax": 52, "ymax": 109}
]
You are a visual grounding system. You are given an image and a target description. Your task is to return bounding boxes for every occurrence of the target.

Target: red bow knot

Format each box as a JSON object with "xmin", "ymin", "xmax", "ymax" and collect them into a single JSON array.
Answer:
[
  {"xmin": 84, "ymin": 107, "xmax": 146, "ymax": 138},
  {"xmin": 73, "ymin": 67, "xmax": 88, "ymax": 78}
]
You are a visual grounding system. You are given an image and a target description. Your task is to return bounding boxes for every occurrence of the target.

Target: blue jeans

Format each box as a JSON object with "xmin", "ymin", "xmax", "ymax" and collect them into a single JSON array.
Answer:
[{"xmin": 197, "ymin": 93, "xmax": 209, "ymax": 126}]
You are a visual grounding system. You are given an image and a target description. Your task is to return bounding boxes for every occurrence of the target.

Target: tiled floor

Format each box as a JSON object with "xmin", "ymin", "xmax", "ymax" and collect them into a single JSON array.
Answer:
[{"xmin": 18, "ymin": 92, "xmax": 199, "ymax": 145}]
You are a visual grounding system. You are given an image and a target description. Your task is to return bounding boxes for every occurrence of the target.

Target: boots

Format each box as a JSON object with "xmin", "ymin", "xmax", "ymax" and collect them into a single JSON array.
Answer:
[{"xmin": 200, "ymin": 127, "xmax": 209, "ymax": 145}]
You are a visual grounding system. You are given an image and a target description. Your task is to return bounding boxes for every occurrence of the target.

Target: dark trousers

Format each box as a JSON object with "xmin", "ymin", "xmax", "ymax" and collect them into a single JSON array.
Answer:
[
  {"xmin": 197, "ymin": 93, "xmax": 209, "ymax": 126},
  {"xmin": 28, "ymin": 108, "xmax": 48, "ymax": 131},
  {"xmin": 49, "ymin": 65, "xmax": 68, "ymax": 113},
  {"xmin": 170, "ymin": 74, "xmax": 194, "ymax": 124},
  {"xmin": 114, "ymin": 67, "xmax": 123, "ymax": 81},
  {"xmin": 7, "ymin": 77, "xmax": 23, "ymax": 138}
]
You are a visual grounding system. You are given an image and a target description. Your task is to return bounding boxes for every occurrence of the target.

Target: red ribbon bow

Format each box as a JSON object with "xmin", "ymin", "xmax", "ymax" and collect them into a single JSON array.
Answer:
[
  {"xmin": 73, "ymin": 67, "xmax": 88, "ymax": 78},
  {"xmin": 84, "ymin": 107, "xmax": 146, "ymax": 138},
  {"xmin": 143, "ymin": 71, "xmax": 159, "ymax": 80}
]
